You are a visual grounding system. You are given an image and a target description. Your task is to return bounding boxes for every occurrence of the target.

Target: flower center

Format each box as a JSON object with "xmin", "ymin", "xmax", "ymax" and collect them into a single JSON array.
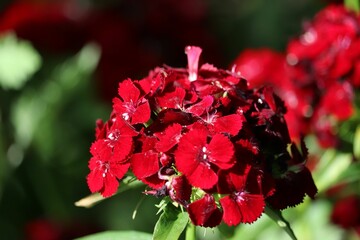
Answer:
[
  {"xmin": 97, "ymin": 161, "xmax": 110, "ymax": 177},
  {"xmin": 197, "ymin": 146, "xmax": 209, "ymax": 163},
  {"xmin": 122, "ymin": 101, "xmax": 136, "ymax": 120},
  {"xmin": 107, "ymin": 129, "xmax": 121, "ymax": 141}
]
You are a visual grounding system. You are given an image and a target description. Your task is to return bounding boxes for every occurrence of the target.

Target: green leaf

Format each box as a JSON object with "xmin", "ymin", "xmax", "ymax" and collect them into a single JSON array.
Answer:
[
  {"xmin": 0, "ymin": 33, "xmax": 41, "ymax": 89},
  {"xmin": 345, "ymin": 0, "xmax": 360, "ymax": 12},
  {"xmin": 75, "ymin": 230, "xmax": 152, "ymax": 240},
  {"xmin": 354, "ymin": 125, "xmax": 360, "ymax": 159},
  {"xmin": 153, "ymin": 203, "xmax": 189, "ymax": 240},
  {"xmin": 265, "ymin": 205, "xmax": 297, "ymax": 240}
]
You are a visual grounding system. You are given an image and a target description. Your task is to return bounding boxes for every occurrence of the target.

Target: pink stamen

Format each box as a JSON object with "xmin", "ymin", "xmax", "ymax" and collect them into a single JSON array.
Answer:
[{"xmin": 185, "ymin": 46, "xmax": 202, "ymax": 82}]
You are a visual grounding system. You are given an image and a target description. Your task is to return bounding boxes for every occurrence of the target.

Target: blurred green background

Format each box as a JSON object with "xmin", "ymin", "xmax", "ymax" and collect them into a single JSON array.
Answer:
[{"xmin": 3, "ymin": 0, "xmax": 356, "ymax": 239}]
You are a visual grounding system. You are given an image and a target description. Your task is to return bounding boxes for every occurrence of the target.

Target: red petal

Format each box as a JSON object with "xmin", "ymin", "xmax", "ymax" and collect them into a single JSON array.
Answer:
[
  {"xmin": 188, "ymin": 194, "xmax": 222, "ymax": 227},
  {"xmin": 112, "ymin": 97, "xmax": 127, "ymax": 116},
  {"xmin": 155, "ymin": 123, "xmax": 182, "ymax": 152},
  {"xmin": 220, "ymin": 192, "xmax": 265, "ymax": 225},
  {"xmin": 132, "ymin": 101, "xmax": 151, "ymax": 124},
  {"xmin": 187, "ymin": 162, "xmax": 218, "ymax": 189},
  {"xmin": 267, "ymin": 167, "xmax": 318, "ymax": 210},
  {"xmin": 118, "ymin": 79, "xmax": 140, "ymax": 103},
  {"xmin": 141, "ymin": 173, "xmax": 165, "ymax": 190},
  {"xmin": 111, "ymin": 116, "xmax": 138, "ymax": 137},
  {"xmin": 110, "ymin": 162, "xmax": 130, "ymax": 180},
  {"xmin": 112, "ymin": 137, "xmax": 133, "ymax": 162},
  {"xmin": 208, "ymin": 134, "xmax": 234, "ymax": 169},
  {"xmin": 214, "ymin": 114, "xmax": 243, "ymax": 136},
  {"xmin": 138, "ymin": 135, "xmax": 158, "ymax": 152},
  {"xmin": 87, "ymin": 169, "xmax": 103, "ymax": 193},
  {"xmin": 95, "ymin": 119, "xmax": 106, "ymax": 139},
  {"xmin": 217, "ymin": 164, "xmax": 250, "ymax": 194},
  {"xmin": 90, "ymin": 139, "xmax": 112, "ymax": 160},
  {"xmin": 169, "ymin": 176, "xmax": 192, "ymax": 204},
  {"xmin": 186, "ymin": 96, "xmax": 214, "ymax": 117},
  {"xmin": 156, "ymin": 87, "xmax": 186, "ymax": 109},
  {"xmin": 131, "ymin": 152, "xmax": 159, "ymax": 179},
  {"xmin": 101, "ymin": 173, "xmax": 119, "ymax": 197},
  {"xmin": 219, "ymin": 196, "xmax": 241, "ymax": 226},
  {"xmin": 138, "ymin": 72, "xmax": 163, "ymax": 95}
]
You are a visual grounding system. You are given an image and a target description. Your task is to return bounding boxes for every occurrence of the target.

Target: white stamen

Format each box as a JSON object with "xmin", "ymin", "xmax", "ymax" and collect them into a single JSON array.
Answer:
[
  {"xmin": 108, "ymin": 133, "xmax": 115, "ymax": 140},
  {"xmin": 202, "ymin": 146, "xmax": 207, "ymax": 152},
  {"xmin": 122, "ymin": 112, "xmax": 130, "ymax": 121}
]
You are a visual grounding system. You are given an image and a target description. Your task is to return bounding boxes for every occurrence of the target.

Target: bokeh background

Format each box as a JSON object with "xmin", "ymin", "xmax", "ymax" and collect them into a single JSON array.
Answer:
[{"xmin": 2, "ymin": 0, "xmax": 357, "ymax": 239}]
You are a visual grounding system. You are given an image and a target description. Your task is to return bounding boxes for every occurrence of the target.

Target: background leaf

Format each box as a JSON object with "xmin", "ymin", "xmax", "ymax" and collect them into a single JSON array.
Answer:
[
  {"xmin": 0, "ymin": 33, "xmax": 41, "ymax": 89},
  {"xmin": 75, "ymin": 230, "xmax": 152, "ymax": 240}
]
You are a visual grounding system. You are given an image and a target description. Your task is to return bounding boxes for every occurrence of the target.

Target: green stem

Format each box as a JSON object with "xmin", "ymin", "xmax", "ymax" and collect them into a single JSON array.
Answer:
[
  {"xmin": 185, "ymin": 223, "xmax": 196, "ymax": 240},
  {"xmin": 345, "ymin": 0, "xmax": 360, "ymax": 13}
]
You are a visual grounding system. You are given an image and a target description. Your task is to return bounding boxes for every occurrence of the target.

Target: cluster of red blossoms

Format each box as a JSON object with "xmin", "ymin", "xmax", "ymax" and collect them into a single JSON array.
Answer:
[
  {"xmin": 233, "ymin": 4, "xmax": 360, "ymax": 148},
  {"xmin": 87, "ymin": 46, "xmax": 317, "ymax": 227}
]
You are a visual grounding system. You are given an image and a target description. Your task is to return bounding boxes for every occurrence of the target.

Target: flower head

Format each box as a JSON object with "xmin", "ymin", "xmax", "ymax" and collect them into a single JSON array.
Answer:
[{"xmin": 86, "ymin": 46, "xmax": 317, "ymax": 227}]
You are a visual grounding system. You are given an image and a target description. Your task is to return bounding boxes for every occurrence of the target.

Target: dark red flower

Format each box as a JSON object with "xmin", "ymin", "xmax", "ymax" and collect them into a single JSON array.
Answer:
[
  {"xmin": 168, "ymin": 175, "xmax": 192, "ymax": 205},
  {"xmin": 266, "ymin": 167, "xmax": 317, "ymax": 210},
  {"xmin": 188, "ymin": 194, "xmax": 223, "ymax": 227}
]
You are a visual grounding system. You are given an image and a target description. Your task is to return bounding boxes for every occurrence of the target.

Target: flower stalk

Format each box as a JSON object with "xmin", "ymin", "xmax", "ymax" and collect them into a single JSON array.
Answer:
[{"xmin": 185, "ymin": 223, "xmax": 196, "ymax": 240}]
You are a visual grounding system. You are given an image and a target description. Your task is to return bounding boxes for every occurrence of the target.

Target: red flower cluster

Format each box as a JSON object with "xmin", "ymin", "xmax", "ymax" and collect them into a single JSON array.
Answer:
[
  {"xmin": 232, "ymin": 5, "xmax": 360, "ymax": 148},
  {"xmin": 87, "ymin": 46, "xmax": 317, "ymax": 227}
]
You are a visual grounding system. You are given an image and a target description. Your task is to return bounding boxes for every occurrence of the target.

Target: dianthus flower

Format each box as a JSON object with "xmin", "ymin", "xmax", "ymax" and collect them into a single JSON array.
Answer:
[
  {"xmin": 232, "ymin": 5, "xmax": 360, "ymax": 148},
  {"xmin": 87, "ymin": 46, "xmax": 317, "ymax": 227}
]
